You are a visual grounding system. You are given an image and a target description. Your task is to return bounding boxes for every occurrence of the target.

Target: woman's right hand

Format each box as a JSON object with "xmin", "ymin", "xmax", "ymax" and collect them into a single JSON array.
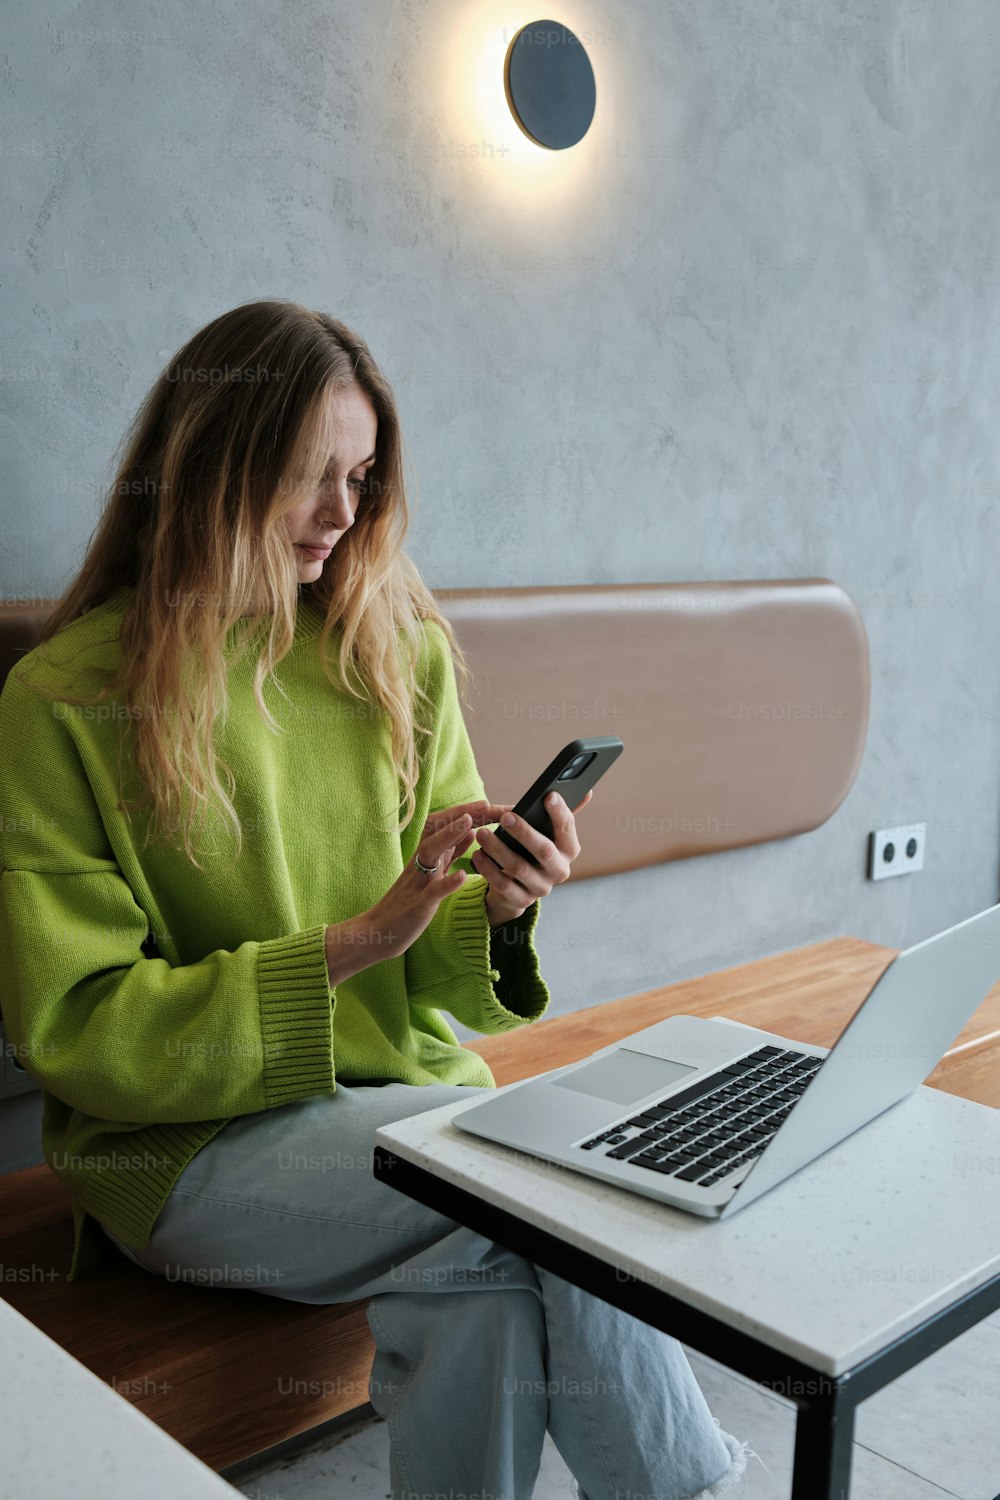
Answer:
[{"xmin": 325, "ymin": 801, "xmax": 499, "ymax": 984}]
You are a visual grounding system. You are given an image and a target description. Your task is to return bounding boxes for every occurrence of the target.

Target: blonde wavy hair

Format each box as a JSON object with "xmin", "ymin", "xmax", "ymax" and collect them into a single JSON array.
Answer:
[{"xmin": 25, "ymin": 298, "xmax": 474, "ymax": 870}]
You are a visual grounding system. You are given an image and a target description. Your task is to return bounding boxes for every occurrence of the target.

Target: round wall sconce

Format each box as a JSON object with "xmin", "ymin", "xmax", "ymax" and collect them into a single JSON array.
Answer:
[{"xmin": 503, "ymin": 19, "xmax": 596, "ymax": 150}]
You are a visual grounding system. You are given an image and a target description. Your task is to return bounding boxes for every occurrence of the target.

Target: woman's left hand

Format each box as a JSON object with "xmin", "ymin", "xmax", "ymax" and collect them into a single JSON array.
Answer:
[{"xmin": 471, "ymin": 788, "xmax": 594, "ymax": 927}]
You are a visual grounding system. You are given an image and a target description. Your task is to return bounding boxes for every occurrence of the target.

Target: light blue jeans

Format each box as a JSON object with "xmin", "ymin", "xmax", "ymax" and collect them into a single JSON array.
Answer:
[{"xmin": 102, "ymin": 1083, "xmax": 755, "ymax": 1500}]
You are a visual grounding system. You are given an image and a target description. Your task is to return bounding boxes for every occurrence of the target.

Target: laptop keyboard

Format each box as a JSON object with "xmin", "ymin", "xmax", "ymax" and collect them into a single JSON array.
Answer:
[{"xmin": 576, "ymin": 1045, "xmax": 823, "ymax": 1188}]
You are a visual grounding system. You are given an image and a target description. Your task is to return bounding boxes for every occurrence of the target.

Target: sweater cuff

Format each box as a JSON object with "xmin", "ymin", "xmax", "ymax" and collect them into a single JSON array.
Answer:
[
  {"xmin": 256, "ymin": 925, "xmax": 337, "ymax": 1106},
  {"xmin": 444, "ymin": 877, "xmax": 551, "ymax": 1031}
]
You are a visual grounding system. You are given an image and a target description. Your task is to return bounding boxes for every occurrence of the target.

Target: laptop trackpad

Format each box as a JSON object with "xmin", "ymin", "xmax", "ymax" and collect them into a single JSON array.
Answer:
[{"xmin": 551, "ymin": 1049, "xmax": 696, "ymax": 1105}]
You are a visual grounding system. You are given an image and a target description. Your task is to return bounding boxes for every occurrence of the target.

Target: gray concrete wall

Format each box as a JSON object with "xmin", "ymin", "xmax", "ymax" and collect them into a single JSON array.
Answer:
[{"xmin": 3, "ymin": 0, "xmax": 999, "ymax": 1101}]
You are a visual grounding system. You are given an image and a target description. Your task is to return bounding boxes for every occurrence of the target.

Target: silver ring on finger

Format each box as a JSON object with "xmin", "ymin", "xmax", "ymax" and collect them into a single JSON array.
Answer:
[{"xmin": 414, "ymin": 852, "xmax": 441, "ymax": 876}]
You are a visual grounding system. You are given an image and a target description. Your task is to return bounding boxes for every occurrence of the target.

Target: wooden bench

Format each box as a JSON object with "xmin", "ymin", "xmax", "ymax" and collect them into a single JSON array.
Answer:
[{"xmin": 0, "ymin": 578, "xmax": 894, "ymax": 1472}]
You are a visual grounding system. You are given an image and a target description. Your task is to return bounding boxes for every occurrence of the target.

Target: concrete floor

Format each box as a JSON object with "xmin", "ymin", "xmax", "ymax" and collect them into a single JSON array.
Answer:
[{"xmin": 231, "ymin": 1311, "xmax": 1000, "ymax": 1500}]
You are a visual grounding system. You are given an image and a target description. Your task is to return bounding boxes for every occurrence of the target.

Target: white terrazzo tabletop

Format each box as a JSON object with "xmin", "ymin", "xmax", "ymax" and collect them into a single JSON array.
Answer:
[
  {"xmin": 374, "ymin": 1079, "xmax": 1000, "ymax": 1376},
  {"xmin": 0, "ymin": 1296, "xmax": 238, "ymax": 1500}
]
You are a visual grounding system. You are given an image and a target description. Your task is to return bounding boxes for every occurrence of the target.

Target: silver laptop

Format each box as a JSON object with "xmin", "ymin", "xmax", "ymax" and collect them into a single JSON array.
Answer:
[{"xmin": 451, "ymin": 902, "xmax": 1000, "ymax": 1218}]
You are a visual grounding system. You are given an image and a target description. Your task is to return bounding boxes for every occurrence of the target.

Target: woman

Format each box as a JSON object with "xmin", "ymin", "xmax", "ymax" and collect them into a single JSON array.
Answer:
[{"xmin": 0, "ymin": 300, "xmax": 753, "ymax": 1499}]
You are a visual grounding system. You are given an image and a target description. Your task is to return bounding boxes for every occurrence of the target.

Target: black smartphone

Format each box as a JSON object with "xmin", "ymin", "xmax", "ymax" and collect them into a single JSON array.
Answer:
[{"xmin": 488, "ymin": 736, "xmax": 624, "ymax": 867}]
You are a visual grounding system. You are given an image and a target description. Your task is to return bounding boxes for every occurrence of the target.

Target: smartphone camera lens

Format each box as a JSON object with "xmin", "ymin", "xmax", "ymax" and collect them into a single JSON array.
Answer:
[{"xmin": 557, "ymin": 752, "xmax": 595, "ymax": 781}]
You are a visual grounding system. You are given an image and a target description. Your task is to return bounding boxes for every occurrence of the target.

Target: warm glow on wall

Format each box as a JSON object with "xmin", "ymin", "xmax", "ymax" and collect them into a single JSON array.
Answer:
[{"xmin": 443, "ymin": 3, "xmax": 598, "ymax": 201}]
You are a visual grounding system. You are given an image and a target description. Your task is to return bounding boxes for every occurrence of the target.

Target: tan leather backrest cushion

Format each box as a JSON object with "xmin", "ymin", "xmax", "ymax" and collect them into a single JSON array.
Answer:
[{"xmin": 436, "ymin": 578, "xmax": 869, "ymax": 879}]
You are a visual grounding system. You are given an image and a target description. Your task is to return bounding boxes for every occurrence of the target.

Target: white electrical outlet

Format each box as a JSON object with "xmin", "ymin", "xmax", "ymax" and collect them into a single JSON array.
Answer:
[{"xmin": 869, "ymin": 822, "xmax": 926, "ymax": 881}]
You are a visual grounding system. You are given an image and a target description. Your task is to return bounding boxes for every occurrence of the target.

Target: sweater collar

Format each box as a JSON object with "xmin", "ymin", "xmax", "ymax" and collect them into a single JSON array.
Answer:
[{"xmin": 101, "ymin": 585, "xmax": 326, "ymax": 644}]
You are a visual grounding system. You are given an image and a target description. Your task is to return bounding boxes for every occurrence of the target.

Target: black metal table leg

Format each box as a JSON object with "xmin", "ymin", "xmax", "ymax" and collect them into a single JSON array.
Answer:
[{"xmin": 791, "ymin": 1387, "xmax": 855, "ymax": 1500}]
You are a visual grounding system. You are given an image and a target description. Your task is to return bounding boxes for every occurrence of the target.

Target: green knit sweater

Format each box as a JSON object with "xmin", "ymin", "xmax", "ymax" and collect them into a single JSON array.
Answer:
[{"xmin": 0, "ymin": 585, "xmax": 550, "ymax": 1280}]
